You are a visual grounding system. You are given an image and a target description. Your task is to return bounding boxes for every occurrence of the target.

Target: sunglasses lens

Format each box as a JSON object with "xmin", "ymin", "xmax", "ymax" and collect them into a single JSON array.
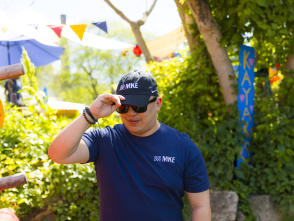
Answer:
[
  {"xmin": 133, "ymin": 105, "xmax": 147, "ymax": 113},
  {"xmin": 117, "ymin": 104, "xmax": 127, "ymax": 113},
  {"xmin": 117, "ymin": 99, "xmax": 156, "ymax": 114}
]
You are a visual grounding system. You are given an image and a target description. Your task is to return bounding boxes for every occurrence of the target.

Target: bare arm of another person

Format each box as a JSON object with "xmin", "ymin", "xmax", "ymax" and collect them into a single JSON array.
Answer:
[
  {"xmin": 187, "ymin": 189, "xmax": 211, "ymax": 221},
  {"xmin": 48, "ymin": 94, "xmax": 124, "ymax": 164}
]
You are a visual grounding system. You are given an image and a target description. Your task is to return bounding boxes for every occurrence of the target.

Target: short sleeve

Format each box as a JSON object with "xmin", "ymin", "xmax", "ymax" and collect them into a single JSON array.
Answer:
[
  {"xmin": 82, "ymin": 129, "xmax": 102, "ymax": 163},
  {"xmin": 184, "ymin": 142, "xmax": 210, "ymax": 193}
]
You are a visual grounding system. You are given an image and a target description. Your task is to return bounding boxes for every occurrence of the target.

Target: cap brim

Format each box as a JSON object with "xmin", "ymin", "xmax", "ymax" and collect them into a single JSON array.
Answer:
[{"xmin": 121, "ymin": 95, "xmax": 151, "ymax": 106}]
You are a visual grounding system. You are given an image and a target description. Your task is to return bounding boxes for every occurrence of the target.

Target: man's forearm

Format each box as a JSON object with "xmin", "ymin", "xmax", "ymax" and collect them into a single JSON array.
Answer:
[
  {"xmin": 48, "ymin": 114, "xmax": 90, "ymax": 163},
  {"xmin": 191, "ymin": 206, "xmax": 211, "ymax": 221},
  {"xmin": 48, "ymin": 93, "xmax": 124, "ymax": 164}
]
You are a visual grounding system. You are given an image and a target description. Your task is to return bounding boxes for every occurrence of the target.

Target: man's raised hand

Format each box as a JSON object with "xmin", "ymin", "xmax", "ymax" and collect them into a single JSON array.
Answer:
[{"xmin": 89, "ymin": 94, "xmax": 125, "ymax": 119}]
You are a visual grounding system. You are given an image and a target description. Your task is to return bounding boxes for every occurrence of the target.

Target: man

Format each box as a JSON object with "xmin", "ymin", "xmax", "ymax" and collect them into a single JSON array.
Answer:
[
  {"xmin": 4, "ymin": 77, "xmax": 23, "ymax": 106},
  {"xmin": 48, "ymin": 70, "xmax": 211, "ymax": 221}
]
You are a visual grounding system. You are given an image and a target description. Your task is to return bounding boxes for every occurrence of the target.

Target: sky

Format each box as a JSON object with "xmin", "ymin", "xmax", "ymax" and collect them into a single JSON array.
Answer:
[{"xmin": 0, "ymin": 0, "xmax": 182, "ymax": 38}]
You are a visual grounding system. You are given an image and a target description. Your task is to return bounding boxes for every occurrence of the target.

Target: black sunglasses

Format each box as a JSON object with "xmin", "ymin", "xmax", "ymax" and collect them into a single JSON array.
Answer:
[{"xmin": 116, "ymin": 97, "xmax": 157, "ymax": 114}]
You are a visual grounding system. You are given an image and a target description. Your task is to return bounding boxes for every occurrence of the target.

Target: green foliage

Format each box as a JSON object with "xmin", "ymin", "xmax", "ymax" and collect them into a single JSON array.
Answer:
[
  {"xmin": 0, "ymin": 53, "xmax": 121, "ymax": 220},
  {"xmin": 244, "ymin": 72, "xmax": 294, "ymax": 218},
  {"xmin": 149, "ymin": 46, "xmax": 228, "ymax": 135},
  {"xmin": 21, "ymin": 48, "xmax": 46, "ymax": 108},
  {"xmin": 209, "ymin": 0, "xmax": 294, "ymax": 69},
  {"xmin": 152, "ymin": 45, "xmax": 240, "ymax": 185},
  {"xmin": 149, "ymin": 46, "xmax": 245, "ymax": 189},
  {"xmin": 178, "ymin": 0, "xmax": 294, "ymax": 218},
  {"xmin": 0, "ymin": 103, "xmax": 101, "ymax": 220},
  {"xmin": 0, "ymin": 102, "xmax": 121, "ymax": 220},
  {"xmin": 149, "ymin": 45, "xmax": 294, "ymax": 219},
  {"xmin": 149, "ymin": 46, "xmax": 248, "ymax": 220}
]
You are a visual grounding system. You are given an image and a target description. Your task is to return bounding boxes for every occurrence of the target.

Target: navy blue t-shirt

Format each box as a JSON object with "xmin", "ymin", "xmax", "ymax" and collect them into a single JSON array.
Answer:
[{"xmin": 82, "ymin": 123, "xmax": 209, "ymax": 221}]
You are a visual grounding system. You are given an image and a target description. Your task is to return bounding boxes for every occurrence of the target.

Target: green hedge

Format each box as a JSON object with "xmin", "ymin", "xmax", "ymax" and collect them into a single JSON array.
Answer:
[
  {"xmin": 149, "ymin": 48, "xmax": 294, "ymax": 219},
  {"xmin": 0, "ymin": 104, "xmax": 121, "ymax": 221},
  {"xmin": 149, "ymin": 46, "xmax": 245, "ymax": 190},
  {"xmin": 0, "ymin": 50, "xmax": 122, "ymax": 221}
]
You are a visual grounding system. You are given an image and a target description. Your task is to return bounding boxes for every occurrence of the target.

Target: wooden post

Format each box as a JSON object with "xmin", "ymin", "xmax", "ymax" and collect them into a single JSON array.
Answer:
[
  {"xmin": 0, "ymin": 173, "xmax": 28, "ymax": 191},
  {"xmin": 60, "ymin": 14, "xmax": 70, "ymax": 75},
  {"xmin": 0, "ymin": 63, "xmax": 25, "ymax": 127},
  {"xmin": 0, "ymin": 63, "xmax": 24, "ymax": 81}
]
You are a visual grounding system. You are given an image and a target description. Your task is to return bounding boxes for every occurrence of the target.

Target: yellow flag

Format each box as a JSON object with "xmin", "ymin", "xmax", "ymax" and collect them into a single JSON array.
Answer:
[
  {"xmin": 0, "ymin": 98, "xmax": 4, "ymax": 127},
  {"xmin": 69, "ymin": 24, "xmax": 87, "ymax": 41}
]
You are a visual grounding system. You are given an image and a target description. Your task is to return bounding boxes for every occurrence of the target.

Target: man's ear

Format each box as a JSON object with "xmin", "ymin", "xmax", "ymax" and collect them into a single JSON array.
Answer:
[{"xmin": 156, "ymin": 97, "xmax": 162, "ymax": 111}]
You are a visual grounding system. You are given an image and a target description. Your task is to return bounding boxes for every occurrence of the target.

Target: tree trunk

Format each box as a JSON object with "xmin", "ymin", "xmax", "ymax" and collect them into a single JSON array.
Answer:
[
  {"xmin": 22, "ymin": 205, "xmax": 54, "ymax": 221},
  {"xmin": 130, "ymin": 22, "xmax": 153, "ymax": 63},
  {"xmin": 104, "ymin": 0, "xmax": 157, "ymax": 64},
  {"xmin": 174, "ymin": 0, "xmax": 200, "ymax": 52},
  {"xmin": 186, "ymin": 0, "xmax": 237, "ymax": 106}
]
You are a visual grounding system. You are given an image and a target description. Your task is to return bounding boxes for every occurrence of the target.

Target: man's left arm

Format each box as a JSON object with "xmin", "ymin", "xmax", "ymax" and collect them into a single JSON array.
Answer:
[{"xmin": 186, "ymin": 189, "xmax": 211, "ymax": 221}]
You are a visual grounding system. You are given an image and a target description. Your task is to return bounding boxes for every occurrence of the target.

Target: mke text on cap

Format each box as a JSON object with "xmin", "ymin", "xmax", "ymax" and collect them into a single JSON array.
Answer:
[{"xmin": 119, "ymin": 83, "xmax": 138, "ymax": 91}]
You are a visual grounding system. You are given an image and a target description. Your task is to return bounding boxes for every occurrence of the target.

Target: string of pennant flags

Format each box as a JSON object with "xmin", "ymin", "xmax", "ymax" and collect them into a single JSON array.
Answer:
[
  {"xmin": 1, "ymin": 22, "xmax": 185, "ymax": 59},
  {"xmin": 1, "ymin": 21, "xmax": 108, "ymax": 42},
  {"xmin": 44, "ymin": 21, "xmax": 107, "ymax": 41}
]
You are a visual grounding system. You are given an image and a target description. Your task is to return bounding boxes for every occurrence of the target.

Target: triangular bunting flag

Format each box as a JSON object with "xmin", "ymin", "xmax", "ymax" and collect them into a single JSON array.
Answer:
[
  {"xmin": 69, "ymin": 24, "xmax": 87, "ymax": 41},
  {"xmin": 47, "ymin": 25, "xmax": 64, "ymax": 38},
  {"xmin": 92, "ymin": 21, "xmax": 108, "ymax": 34}
]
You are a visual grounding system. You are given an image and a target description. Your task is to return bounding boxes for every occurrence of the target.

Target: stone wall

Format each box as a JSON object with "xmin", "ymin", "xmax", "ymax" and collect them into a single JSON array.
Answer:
[
  {"xmin": 209, "ymin": 191, "xmax": 283, "ymax": 221},
  {"xmin": 210, "ymin": 191, "xmax": 239, "ymax": 221}
]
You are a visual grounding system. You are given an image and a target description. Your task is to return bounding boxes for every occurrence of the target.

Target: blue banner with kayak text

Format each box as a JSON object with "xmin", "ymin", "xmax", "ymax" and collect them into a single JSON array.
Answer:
[{"xmin": 237, "ymin": 45, "xmax": 255, "ymax": 168}]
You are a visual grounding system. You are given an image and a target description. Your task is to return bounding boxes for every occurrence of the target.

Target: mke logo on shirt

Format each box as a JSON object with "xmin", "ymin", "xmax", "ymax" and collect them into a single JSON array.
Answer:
[
  {"xmin": 154, "ymin": 156, "xmax": 175, "ymax": 163},
  {"xmin": 119, "ymin": 83, "xmax": 138, "ymax": 91}
]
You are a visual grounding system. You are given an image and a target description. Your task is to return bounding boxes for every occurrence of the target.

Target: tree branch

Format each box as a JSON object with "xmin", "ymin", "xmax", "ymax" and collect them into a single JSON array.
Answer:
[
  {"xmin": 104, "ymin": 0, "xmax": 155, "ymax": 63},
  {"xmin": 22, "ymin": 205, "xmax": 54, "ymax": 221},
  {"xmin": 81, "ymin": 65, "xmax": 89, "ymax": 75},
  {"xmin": 138, "ymin": 0, "xmax": 158, "ymax": 26},
  {"xmin": 81, "ymin": 66, "xmax": 98, "ymax": 98},
  {"xmin": 104, "ymin": 0, "xmax": 157, "ymax": 27},
  {"xmin": 104, "ymin": 0, "xmax": 132, "ymax": 23}
]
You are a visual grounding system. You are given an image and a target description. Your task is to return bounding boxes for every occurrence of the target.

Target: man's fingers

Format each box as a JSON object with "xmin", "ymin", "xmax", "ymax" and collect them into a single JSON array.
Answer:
[
  {"xmin": 118, "ymin": 95, "xmax": 125, "ymax": 100},
  {"xmin": 99, "ymin": 94, "xmax": 124, "ymax": 107},
  {"xmin": 112, "ymin": 95, "xmax": 125, "ymax": 107}
]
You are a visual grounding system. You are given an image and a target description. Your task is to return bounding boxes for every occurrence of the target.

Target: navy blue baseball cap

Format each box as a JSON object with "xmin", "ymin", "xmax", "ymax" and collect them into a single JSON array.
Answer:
[{"xmin": 116, "ymin": 70, "xmax": 159, "ymax": 106}]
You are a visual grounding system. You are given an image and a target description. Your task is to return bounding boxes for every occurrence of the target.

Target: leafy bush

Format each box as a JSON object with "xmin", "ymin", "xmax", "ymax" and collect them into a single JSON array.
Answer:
[
  {"xmin": 246, "ymin": 72, "xmax": 294, "ymax": 219},
  {"xmin": 0, "ymin": 51, "xmax": 121, "ymax": 221},
  {"xmin": 149, "ymin": 47, "xmax": 294, "ymax": 219},
  {"xmin": 0, "ymin": 104, "xmax": 120, "ymax": 220},
  {"xmin": 149, "ymin": 46, "xmax": 244, "ymax": 190}
]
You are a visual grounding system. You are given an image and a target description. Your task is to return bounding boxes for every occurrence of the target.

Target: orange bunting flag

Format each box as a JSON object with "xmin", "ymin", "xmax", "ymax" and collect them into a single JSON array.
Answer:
[
  {"xmin": 0, "ymin": 98, "xmax": 4, "ymax": 127},
  {"xmin": 47, "ymin": 25, "xmax": 64, "ymax": 38},
  {"xmin": 69, "ymin": 24, "xmax": 87, "ymax": 41}
]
